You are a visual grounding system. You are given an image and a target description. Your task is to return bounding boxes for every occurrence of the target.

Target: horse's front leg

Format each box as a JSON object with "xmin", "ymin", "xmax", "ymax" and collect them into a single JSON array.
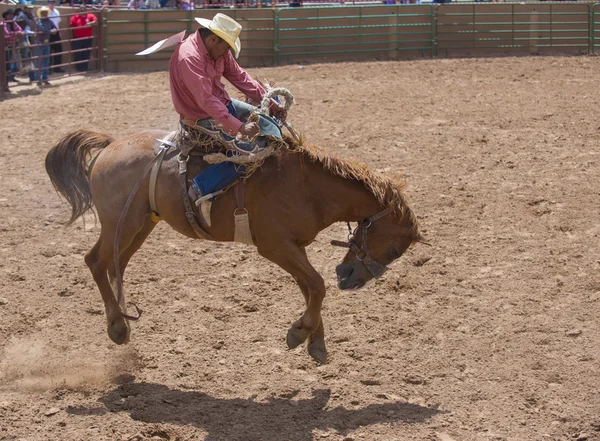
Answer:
[
  {"xmin": 258, "ymin": 243, "xmax": 327, "ymax": 363},
  {"xmin": 296, "ymin": 280, "xmax": 327, "ymax": 364}
]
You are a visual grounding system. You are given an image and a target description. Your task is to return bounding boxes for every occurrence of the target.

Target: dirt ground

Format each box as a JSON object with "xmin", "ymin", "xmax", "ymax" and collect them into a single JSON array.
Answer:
[{"xmin": 1, "ymin": 55, "xmax": 600, "ymax": 441}]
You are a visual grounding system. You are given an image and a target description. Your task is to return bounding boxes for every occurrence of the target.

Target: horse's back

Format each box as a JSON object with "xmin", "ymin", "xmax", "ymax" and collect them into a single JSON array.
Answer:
[{"xmin": 90, "ymin": 130, "xmax": 172, "ymax": 219}]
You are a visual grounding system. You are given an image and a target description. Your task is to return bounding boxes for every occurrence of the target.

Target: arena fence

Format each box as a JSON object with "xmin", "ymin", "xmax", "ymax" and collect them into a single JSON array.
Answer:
[
  {"xmin": 2, "ymin": 2, "xmax": 600, "ymax": 97},
  {"xmin": 593, "ymin": 3, "xmax": 600, "ymax": 54},
  {"xmin": 436, "ymin": 3, "xmax": 592, "ymax": 56},
  {"xmin": 103, "ymin": 8, "xmax": 276, "ymax": 69},
  {"xmin": 275, "ymin": 5, "xmax": 434, "ymax": 64},
  {"xmin": 1, "ymin": 9, "xmax": 102, "ymax": 97},
  {"xmin": 107, "ymin": 3, "xmax": 600, "ymax": 71}
]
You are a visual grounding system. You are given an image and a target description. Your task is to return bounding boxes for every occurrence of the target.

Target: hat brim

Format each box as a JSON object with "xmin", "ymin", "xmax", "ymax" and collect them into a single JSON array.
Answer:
[{"xmin": 195, "ymin": 17, "xmax": 241, "ymax": 59}]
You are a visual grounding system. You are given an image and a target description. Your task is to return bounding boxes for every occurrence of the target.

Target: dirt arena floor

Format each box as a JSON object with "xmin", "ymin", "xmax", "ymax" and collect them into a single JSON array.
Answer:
[{"xmin": 1, "ymin": 55, "xmax": 600, "ymax": 441}]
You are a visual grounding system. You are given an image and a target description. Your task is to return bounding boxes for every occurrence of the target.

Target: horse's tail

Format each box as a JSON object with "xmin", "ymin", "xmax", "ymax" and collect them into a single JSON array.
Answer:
[{"xmin": 45, "ymin": 130, "xmax": 114, "ymax": 225}]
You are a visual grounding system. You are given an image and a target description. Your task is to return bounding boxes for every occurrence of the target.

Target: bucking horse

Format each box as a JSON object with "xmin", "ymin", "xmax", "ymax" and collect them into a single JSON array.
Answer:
[{"xmin": 45, "ymin": 105, "xmax": 423, "ymax": 364}]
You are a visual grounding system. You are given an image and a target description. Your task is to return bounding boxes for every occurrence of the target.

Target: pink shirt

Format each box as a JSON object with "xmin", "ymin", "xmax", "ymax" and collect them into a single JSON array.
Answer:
[{"xmin": 169, "ymin": 31, "xmax": 266, "ymax": 134}]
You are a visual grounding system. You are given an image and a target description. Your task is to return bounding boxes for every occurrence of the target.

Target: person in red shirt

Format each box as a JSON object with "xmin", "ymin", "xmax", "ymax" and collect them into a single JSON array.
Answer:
[
  {"xmin": 170, "ymin": 13, "xmax": 287, "ymax": 140},
  {"xmin": 68, "ymin": 7, "xmax": 97, "ymax": 72},
  {"xmin": 2, "ymin": 9, "xmax": 24, "ymax": 92},
  {"xmin": 169, "ymin": 13, "xmax": 288, "ymax": 204}
]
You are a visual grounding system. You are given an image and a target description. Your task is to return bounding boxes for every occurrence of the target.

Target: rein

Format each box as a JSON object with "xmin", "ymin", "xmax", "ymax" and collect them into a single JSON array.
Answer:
[
  {"xmin": 112, "ymin": 149, "xmax": 167, "ymax": 321},
  {"xmin": 331, "ymin": 206, "xmax": 394, "ymax": 279},
  {"xmin": 112, "ymin": 140, "xmax": 175, "ymax": 322}
]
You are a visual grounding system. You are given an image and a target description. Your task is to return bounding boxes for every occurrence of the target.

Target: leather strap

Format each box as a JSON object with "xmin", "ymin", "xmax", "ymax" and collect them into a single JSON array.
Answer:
[
  {"xmin": 149, "ymin": 146, "xmax": 169, "ymax": 218},
  {"xmin": 178, "ymin": 154, "xmax": 213, "ymax": 241},
  {"xmin": 235, "ymin": 180, "xmax": 245, "ymax": 211},
  {"xmin": 329, "ymin": 206, "xmax": 393, "ymax": 279},
  {"xmin": 368, "ymin": 206, "xmax": 393, "ymax": 223}
]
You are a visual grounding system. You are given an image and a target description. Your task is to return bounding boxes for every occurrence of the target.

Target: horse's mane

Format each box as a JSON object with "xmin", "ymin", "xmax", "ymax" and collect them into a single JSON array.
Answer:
[{"xmin": 285, "ymin": 138, "xmax": 420, "ymax": 237}]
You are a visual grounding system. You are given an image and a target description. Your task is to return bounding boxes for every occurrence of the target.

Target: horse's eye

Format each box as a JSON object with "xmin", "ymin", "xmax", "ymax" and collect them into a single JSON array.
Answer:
[{"xmin": 390, "ymin": 247, "xmax": 399, "ymax": 259}]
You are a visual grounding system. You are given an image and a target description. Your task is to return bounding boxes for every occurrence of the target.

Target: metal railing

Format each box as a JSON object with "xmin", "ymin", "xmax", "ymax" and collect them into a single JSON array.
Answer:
[
  {"xmin": 436, "ymin": 3, "xmax": 591, "ymax": 56},
  {"xmin": 275, "ymin": 4, "xmax": 434, "ymax": 64},
  {"xmin": 593, "ymin": 3, "xmax": 600, "ymax": 54},
  {"xmin": 1, "ymin": 11, "xmax": 103, "ymax": 98},
  {"xmin": 104, "ymin": 9, "xmax": 276, "ymax": 69},
  {"xmin": 3, "ymin": 2, "xmax": 600, "ymax": 93}
]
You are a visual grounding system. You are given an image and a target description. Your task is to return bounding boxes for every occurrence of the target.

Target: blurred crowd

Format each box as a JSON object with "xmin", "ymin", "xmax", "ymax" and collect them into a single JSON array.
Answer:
[
  {"xmin": 2, "ymin": 0, "xmax": 300, "ymax": 9},
  {"xmin": 2, "ymin": 1, "xmax": 97, "ymax": 92}
]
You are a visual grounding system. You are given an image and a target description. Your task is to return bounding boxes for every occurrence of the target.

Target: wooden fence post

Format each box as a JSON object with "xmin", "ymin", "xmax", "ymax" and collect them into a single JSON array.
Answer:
[{"xmin": 0, "ymin": 25, "xmax": 6, "ymax": 98}]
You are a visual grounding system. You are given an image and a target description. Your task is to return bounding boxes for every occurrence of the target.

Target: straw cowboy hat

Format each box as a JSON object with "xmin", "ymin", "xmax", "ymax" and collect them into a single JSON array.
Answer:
[
  {"xmin": 37, "ymin": 6, "xmax": 50, "ymax": 17},
  {"xmin": 195, "ymin": 14, "xmax": 242, "ymax": 58}
]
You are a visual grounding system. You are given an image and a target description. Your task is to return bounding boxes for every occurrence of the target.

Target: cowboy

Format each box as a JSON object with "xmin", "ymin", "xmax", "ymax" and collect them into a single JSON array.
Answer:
[
  {"xmin": 170, "ymin": 13, "xmax": 287, "ymax": 143},
  {"xmin": 35, "ymin": 6, "xmax": 58, "ymax": 86},
  {"xmin": 15, "ymin": 3, "xmax": 37, "ymax": 84},
  {"xmin": 169, "ymin": 13, "xmax": 288, "ymax": 203},
  {"xmin": 47, "ymin": 0, "xmax": 65, "ymax": 73}
]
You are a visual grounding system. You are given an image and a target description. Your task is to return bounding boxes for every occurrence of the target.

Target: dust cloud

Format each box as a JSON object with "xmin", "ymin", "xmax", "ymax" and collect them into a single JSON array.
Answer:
[{"xmin": 0, "ymin": 335, "xmax": 139, "ymax": 392}]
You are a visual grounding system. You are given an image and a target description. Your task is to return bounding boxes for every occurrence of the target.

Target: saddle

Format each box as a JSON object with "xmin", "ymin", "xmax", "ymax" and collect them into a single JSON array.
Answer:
[{"xmin": 150, "ymin": 114, "xmax": 288, "ymax": 246}]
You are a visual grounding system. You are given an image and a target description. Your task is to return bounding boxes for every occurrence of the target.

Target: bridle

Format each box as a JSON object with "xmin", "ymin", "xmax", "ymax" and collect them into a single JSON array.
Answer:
[{"xmin": 331, "ymin": 206, "xmax": 394, "ymax": 279}]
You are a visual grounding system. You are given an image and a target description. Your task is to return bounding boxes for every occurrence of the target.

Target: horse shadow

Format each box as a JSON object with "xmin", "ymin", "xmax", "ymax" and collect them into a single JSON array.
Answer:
[{"xmin": 68, "ymin": 379, "xmax": 444, "ymax": 441}]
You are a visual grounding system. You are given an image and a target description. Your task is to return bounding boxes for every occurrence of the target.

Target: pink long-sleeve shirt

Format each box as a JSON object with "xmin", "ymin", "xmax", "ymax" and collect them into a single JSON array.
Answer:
[
  {"xmin": 3, "ymin": 20, "xmax": 23, "ymax": 48},
  {"xmin": 169, "ymin": 31, "xmax": 266, "ymax": 134}
]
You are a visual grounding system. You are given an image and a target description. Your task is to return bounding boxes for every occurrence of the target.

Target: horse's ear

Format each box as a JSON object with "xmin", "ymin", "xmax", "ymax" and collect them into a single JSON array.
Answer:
[{"xmin": 413, "ymin": 233, "xmax": 431, "ymax": 247}]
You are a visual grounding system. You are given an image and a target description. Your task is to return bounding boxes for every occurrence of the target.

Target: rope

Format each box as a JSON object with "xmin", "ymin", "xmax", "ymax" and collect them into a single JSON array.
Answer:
[{"xmin": 261, "ymin": 86, "xmax": 302, "ymax": 144}]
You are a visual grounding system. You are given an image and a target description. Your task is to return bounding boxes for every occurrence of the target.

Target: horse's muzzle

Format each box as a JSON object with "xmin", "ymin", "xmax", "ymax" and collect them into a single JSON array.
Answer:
[{"xmin": 336, "ymin": 263, "xmax": 366, "ymax": 290}]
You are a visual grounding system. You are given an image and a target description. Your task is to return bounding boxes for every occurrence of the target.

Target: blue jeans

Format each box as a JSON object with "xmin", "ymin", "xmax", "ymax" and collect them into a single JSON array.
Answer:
[
  {"xmin": 5, "ymin": 49, "xmax": 17, "ymax": 83},
  {"xmin": 189, "ymin": 99, "xmax": 283, "ymax": 199},
  {"xmin": 194, "ymin": 98, "xmax": 283, "ymax": 139},
  {"xmin": 35, "ymin": 43, "xmax": 51, "ymax": 81}
]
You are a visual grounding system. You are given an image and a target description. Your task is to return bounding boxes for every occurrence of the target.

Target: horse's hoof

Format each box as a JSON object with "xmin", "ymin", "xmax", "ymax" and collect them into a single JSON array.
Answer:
[
  {"xmin": 286, "ymin": 326, "xmax": 309, "ymax": 349},
  {"xmin": 308, "ymin": 344, "xmax": 328, "ymax": 364},
  {"xmin": 107, "ymin": 318, "xmax": 130, "ymax": 345}
]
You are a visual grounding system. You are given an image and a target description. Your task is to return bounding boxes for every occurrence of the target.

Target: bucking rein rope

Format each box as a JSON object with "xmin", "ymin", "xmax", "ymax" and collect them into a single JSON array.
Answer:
[{"xmin": 111, "ymin": 87, "xmax": 297, "ymax": 322}]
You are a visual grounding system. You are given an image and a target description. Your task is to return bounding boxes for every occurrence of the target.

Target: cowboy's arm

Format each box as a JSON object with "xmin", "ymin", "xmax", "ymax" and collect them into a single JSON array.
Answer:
[
  {"xmin": 4, "ymin": 22, "xmax": 23, "ymax": 38},
  {"xmin": 224, "ymin": 55, "xmax": 288, "ymax": 119},
  {"xmin": 181, "ymin": 58, "xmax": 244, "ymax": 134},
  {"xmin": 223, "ymin": 54, "xmax": 266, "ymax": 105},
  {"xmin": 224, "ymin": 55, "xmax": 287, "ymax": 119}
]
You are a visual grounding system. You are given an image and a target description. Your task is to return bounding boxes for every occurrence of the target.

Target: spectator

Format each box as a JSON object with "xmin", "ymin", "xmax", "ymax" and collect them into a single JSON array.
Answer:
[
  {"xmin": 2, "ymin": 8, "xmax": 24, "ymax": 92},
  {"xmin": 34, "ymin": 6, "xmax": 57, "ymax": 85},
  {"xmin": 14, "ymin": 3, "xmax": 34, "ymax": 31},
  {"xmin": 47, "ymin": 0, "xmax": 64, "ymax": 73},
  {"xmin": 14, "ymin": 3, "xmax": 36, "ymax": 83},
  {"xmin": 69, "ymin": 6, "xmax": 97, "ymax": 72},
  {"xmin": 127, "ymin": 0, "xmax": 146, "ymax": 8},
  {"xmin": 145, "ymin": 0, "xmax": 162, "ymax": 9},
  {"xmin": 289, "ymin": 0, "xmax": 302, "ymax": 6}
]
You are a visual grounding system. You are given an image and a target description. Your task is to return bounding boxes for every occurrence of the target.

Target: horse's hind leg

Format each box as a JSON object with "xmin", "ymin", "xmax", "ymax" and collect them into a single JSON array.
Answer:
[
  {"xmin": 85, "ymin": 213, "xmax": 153, "ymax": 345},
  {"xmin": 108, "ymin": 215, "xmax": 157, "ymax": 312}
]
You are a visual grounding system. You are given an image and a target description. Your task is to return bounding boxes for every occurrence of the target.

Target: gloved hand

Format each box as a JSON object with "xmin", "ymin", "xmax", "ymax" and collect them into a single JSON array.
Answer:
[
  {"xmin": 269, "ymin": 102, "xmax": 288, "ymax": 121},
  {"xmin": 239, "ymin": 121, "xmax": 260, "ymax": 138}
]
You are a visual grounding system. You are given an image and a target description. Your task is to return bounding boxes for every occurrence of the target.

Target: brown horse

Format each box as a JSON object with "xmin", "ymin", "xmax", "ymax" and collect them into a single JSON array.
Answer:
[{"xmin": 45, "ymin": 129, "xmax": 422, "ymax": 364}]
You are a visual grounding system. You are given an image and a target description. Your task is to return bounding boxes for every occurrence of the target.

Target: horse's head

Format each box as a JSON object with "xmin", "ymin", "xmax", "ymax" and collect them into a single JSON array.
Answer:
[{"xmin": 334, "ymin": 208, "xmax": 422, "ymax": 290}]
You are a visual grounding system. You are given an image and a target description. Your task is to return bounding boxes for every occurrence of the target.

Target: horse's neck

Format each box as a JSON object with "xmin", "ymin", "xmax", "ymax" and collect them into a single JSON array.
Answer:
[{"xmin": 302, "ymin": 157, "xmax": 382, "ymax": 225}]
